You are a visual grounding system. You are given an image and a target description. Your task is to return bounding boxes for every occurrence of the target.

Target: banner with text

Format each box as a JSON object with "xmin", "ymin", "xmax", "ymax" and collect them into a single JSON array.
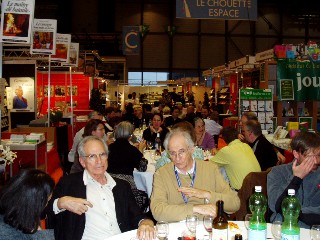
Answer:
[
  {"xmin": 277, "ymin": 60, "xmax": 320, "ymax": 101},
  {"xmin": 122, "ymin": 26, "xmax": 140, "ymax": 55},
  {"xmin": 176, "ymin": 0, "xmax": 257, "ymax": 20}
]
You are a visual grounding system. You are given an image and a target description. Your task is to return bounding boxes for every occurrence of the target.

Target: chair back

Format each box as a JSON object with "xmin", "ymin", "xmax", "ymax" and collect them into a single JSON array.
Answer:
[{"xmin": 235, "ymin": 168, "xmax": 271, "ymax": 221}]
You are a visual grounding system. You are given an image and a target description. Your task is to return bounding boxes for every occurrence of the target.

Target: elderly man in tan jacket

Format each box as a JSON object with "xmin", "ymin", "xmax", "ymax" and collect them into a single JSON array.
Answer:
[{"xmin": 150, "ymin": 129, "xmax": 240, "ymax": 222}]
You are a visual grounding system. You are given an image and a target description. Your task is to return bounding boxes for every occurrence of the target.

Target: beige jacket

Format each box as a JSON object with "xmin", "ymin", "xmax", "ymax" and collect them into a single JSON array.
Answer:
[{"xmin": 150, "ymin": 160, "xmax": 240, "ymax": 222}]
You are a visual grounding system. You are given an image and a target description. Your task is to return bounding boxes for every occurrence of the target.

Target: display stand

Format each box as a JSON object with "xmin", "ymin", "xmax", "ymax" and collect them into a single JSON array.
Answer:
[{"xmin": 239, "ymin": 89, "xmax": 274, "ymax": 132}]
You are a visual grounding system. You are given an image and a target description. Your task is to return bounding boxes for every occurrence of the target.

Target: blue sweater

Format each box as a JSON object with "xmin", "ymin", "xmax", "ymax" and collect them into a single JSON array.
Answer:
[
  {"xmin": 0, "ymin": 215, "xmax": 54, "ymax": 240},
  {"xmin": 267, "ymin": 162, "xmax": 320, "ymax": 228}
]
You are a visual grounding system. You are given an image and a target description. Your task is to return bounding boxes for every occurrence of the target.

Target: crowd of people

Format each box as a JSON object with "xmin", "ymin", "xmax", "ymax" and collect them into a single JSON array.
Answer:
[{"xmin": 0, "ymin": 100, "xmax": 319, "ymax": 239}]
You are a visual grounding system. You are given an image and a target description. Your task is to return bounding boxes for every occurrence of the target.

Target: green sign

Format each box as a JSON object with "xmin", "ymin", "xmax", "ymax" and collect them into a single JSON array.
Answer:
[
  {"xmin": 280, "ymin": 79, "xmax": 294, "ymax": 100},
  {"xmin": 240, "ymin": 89, "xmax": 273, "ymax": 100},
  {"xmin": 277, "ymin": 60, "xmax": 320, "ymax": 101}
]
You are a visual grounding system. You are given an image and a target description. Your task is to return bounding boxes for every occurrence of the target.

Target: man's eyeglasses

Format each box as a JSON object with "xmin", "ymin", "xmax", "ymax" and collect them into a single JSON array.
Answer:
[
  {"xmin": 82, "ymin": 152, "xmax": 108, "ymax": 161},
  {"xmin": 168, "ymin": 148, "xmax": 188, "ymax": 158}
]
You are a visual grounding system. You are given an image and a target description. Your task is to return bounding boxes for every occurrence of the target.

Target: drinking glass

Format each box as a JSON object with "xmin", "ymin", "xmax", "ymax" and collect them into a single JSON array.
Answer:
[
  {"xmin": 203, "ymin": 215, "xmax": 213, "ymax": 233},
  {"xmin": 186, "ymin": 215, "xmax": 198, "ymax": 234},
  {"xmin": 244, "ymin": 213, "xmax": 252, "ymax": 230},
  {"xmin": 156, "ymin": 221, "xmax": 169, "ymax": 240},
  {"xmin": 271, "ymin": 220, "xmax": 282, "ymax": 240},
  {"xmin": 147, "ymin": 141, "xmax": 153, "ymax": 150},
  {"xmin": 311, "ymin": 225, "xmax": 320, "ymax": 240}
]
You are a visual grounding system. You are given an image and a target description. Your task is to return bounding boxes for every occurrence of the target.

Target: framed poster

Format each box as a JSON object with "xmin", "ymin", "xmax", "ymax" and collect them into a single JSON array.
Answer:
[
  {"xmin": 280, "ymin": 79, "xmax": 294, "ymax": 100},
  {"xmin": 10, "ymin": 77, "xmax": 34, "ymax": 111},
  {"xmin": 55, "ymin": 86, "xmax": 65, "ymax": 97},
  {"xmin": 44, "ymin": 85, "xmax": 54, "ymax": 97},
  {"xmin": 299, "ymin": 117, "xmax": 313, "ymax": 130}
]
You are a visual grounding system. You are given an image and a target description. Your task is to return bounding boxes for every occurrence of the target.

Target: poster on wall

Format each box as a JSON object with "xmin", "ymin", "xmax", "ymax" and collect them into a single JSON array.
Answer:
[
  {"xmin": 43, "ymin": 85, "xmax": 54, "ymax": 97},
  {"xmin": 239, "ymin": 88, "xmax": 274, "ymax": 132},
  {"xmin": 0, "ymin": 0, "xmax": 35, "ymax": 43},
  {"xmin": 54, "ymin": 85, "xmax": 65, "ymax": 97},
  {"xmin": 10, "ymin": 77, "xmax": 34, "ymax": 112},
  {"xmin": 51, "ymin": 33, "xmax": 71, "ymax": 62},
  {"xmin": 30, "ymin": 19, "xmax": 57, "ymax": 55},
  {"xmin": 67, "ymin": 86, "xmax": 78, "ymax": 96},
  {"xmin": 62, "ymin": 42, "xmax": 79, "ymax": 66}
]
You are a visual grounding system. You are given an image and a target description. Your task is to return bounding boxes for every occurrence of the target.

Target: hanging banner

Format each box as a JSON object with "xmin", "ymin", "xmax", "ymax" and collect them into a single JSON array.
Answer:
[
  {"xmin": 176, "ymin": 0, "xmax": 257, "ymax": 20},
  {"xmin": 122, "ymin": 26, "xmax": 140, "ymax": 55},
  {"xmin": 62, "ymin": 42, "xmax": 79, "ymax": 66},
  {"xmin": 0, "ymin": 0, "xmax": 34, "ymax": 43},
  {"xmin": 10, "ymin": 77, "xmax": 35, "ymax": 112},
  {"xmin": 277, "ymin": 60, "xmax": 320, "ymax": 101},
  {"xmin": 30, "ymin": 19, "xmax": 57, "ymax": 55},
  {"xmin": 51, "ymin": 33, "xmax": 71, "ymax": 62}
]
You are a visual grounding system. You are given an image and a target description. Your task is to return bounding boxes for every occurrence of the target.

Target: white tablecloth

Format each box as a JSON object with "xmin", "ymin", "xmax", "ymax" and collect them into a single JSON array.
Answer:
[
  {"xmin": 133, "ymin": 150, "xmax": 156, "ymax": 197},
  {"xmin": 107, "ymin": 221, "xmax": 311, "ymax": 240}
]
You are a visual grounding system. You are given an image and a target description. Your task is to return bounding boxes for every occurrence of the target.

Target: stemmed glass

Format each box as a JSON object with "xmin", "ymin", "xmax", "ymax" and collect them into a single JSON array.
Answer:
[
  {"xmin": 186, "ymin": 215, "xmax": 198, "ymax": 234},
  {"xmin": 271, "ymin": 220, "xmax": 282, "ymax": 240},
  {"xmin": 147, "ymin": 141, "xmax": 153, "ymax": 150},
  {"xmin": 244, "ymin": 213, "xmax": 252, "ymax": 230},
  {"xmin": 203, "ymin": 215, "xmax": 213, "ymax": 234},
  {"xmin": 156, "ymin": 221, "xmax": 169, "ymax": 240},
  {"xmin": 311, "ymin": 225, "xmax": 320, "ymax": 240}
]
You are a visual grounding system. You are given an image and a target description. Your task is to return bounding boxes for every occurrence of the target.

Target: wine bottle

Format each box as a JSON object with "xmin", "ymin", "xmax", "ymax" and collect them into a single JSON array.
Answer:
[
  {"xmin": 212, "ymin": 200, "xmax": 228, "ymax": 240},
  {"xmin": 155, "ymin": 132, "xmax": 162, "ymax": 154}
]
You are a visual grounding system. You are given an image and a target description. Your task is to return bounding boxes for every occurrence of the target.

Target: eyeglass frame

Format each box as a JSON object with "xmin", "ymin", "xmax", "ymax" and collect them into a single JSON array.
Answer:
[
  {"xmin": 168, "ymin": 148, "xmax": 190, "ymax": 159},
  {"xmin": 81, "ymin": 152, "xmax": 108, "ymax": 162}
]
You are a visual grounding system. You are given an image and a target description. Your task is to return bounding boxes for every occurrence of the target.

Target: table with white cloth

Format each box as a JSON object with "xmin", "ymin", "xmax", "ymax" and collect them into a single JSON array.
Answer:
[
  {"xmin": 107, "ymin": 221, "xmax": 311, "ymax": 240},
  {"xmin": 133, "ymin": 150, "xmax": 157, "ymax": 197}
]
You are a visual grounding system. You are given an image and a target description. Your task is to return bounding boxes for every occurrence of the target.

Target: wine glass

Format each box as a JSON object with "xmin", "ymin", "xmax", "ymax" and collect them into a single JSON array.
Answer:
[
  {"xmin": 147, "ymin": 141, "xmax": 153, "ymax": 150},
  {"xmin": 311, "ymin": 225, "xmax": 320, "ymax": 240},
  {"xmin": 271, "ymin": 220, "xmax": 282, "ymax": 240},
  {"xmin": 156, "ymin": 221, "xmax": 169, "ymax": 240},
  {"xmin": 186, "ymin": 215, "xmax": 198, "ymax": 234},
  {"xmin": 203, "ymin": 215, "xmax": 213, "ymax": 234},
  {"xmin": 244, "ymin": 213, "xmax": 252, "ymax": 230}
]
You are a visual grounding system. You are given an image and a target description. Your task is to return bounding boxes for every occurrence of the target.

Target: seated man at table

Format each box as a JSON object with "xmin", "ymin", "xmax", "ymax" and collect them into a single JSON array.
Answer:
[
  {"xmin": 243, "ymin": 120, "xmax": 278, "ymax": 171},
  {"xmin": 267, "ymin": 132, "xmax": 320, "ymax": 228},
  {"xmin": 150, "ymin": 129, "xmax": 240, "ymax": 222},
  {"xmin": 48, "ymin": 136, "xmax": 155, "ymax": 240},
  {"xmin": 209, "ymin": 126, "xmax": 261, "ymax": 191}
]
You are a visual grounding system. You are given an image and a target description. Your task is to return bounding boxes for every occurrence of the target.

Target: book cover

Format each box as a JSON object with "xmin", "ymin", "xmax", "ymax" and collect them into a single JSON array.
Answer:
[
  {"xmin": 30, "ymin": 19, "xmax": 57, "ymax": 55},
  {"xmin": 0, "ymin": 0, "xmax": 35, "ymax": 43}
]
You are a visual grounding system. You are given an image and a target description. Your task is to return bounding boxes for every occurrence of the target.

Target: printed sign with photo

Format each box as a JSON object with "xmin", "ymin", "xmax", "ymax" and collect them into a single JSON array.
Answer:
[
  {"xmin": 51, "ymin": 33, "xmax": 71, "ymax": 62},
  {"xmin": 10, "ymin": 77, "xmax": 34, "ymax": 111},
  {"xmin": 0, "ymin": 0, "xmax": 35, "ymax": 43},
  {"xmin": 44, "ymin": 85, "xmax": 54, "ymax": 97},
  {"xmin": 55, "ymin": 85, "xmax": 65, "ymax": 97},
  {"xmin": 67, "ymin": 86, "xmax": 78, "ymax": 96},
  {"xmin": 62, "ymin": 42, "xmax": 79, "ymax": 66},
  {"xmin": 31, "ymin": 19, "xmax": 57, "ymax": 55}
]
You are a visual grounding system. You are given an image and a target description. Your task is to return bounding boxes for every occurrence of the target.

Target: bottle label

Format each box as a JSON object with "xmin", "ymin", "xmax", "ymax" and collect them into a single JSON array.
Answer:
[
  {"xmin": 211, "ymin": 228, "xmax": 227, "ymax": 240},
  {"xmin": 248, "ymin": 229, "xmax": 266, "ymax": 240},
  {"xmin": 281, "ymin": 233, "xmax": 300, "ymax": 240}
]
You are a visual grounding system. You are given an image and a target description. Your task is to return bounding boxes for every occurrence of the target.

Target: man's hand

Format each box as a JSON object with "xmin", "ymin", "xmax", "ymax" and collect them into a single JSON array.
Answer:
[
  {"xmin": 136, "ymin": 219, "xmax": 156, "ymax": 240},
  {"xmin": 57, "ymin": 196, "xmax": 93, "ymax": 215},
  {"xmin": 292, "ymin": 158, "xmax": 315, "ymax": 179},
  {"xmin": 193, "ymin": 204, "xmax": 216, "ymax": 217},
  {"xmin": 276, "ymin": 151, "xmax": 286, "ymax": 164},
  {"xmin": 238, "ymin": 133, "xmax": 245, "ymax": 142},
  {"xmin": 178, "ymin": 187, "xmax": 211, "ymax": 200}
]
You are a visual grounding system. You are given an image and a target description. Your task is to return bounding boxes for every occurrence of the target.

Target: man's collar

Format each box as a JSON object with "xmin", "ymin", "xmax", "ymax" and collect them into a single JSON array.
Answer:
[
  {"xmin": 175, "ymin": 159, "xmax": 195, "ymax": 175},
  {"xmin": 83, "ymin": 170, "xmax": 116, "ymax": 188}
]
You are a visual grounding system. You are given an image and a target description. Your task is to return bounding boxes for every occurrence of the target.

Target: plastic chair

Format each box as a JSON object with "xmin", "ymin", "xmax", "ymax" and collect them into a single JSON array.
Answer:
[{"xmin": 234, "ymin": 168, "xmax": 272, "ymax": 221}]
